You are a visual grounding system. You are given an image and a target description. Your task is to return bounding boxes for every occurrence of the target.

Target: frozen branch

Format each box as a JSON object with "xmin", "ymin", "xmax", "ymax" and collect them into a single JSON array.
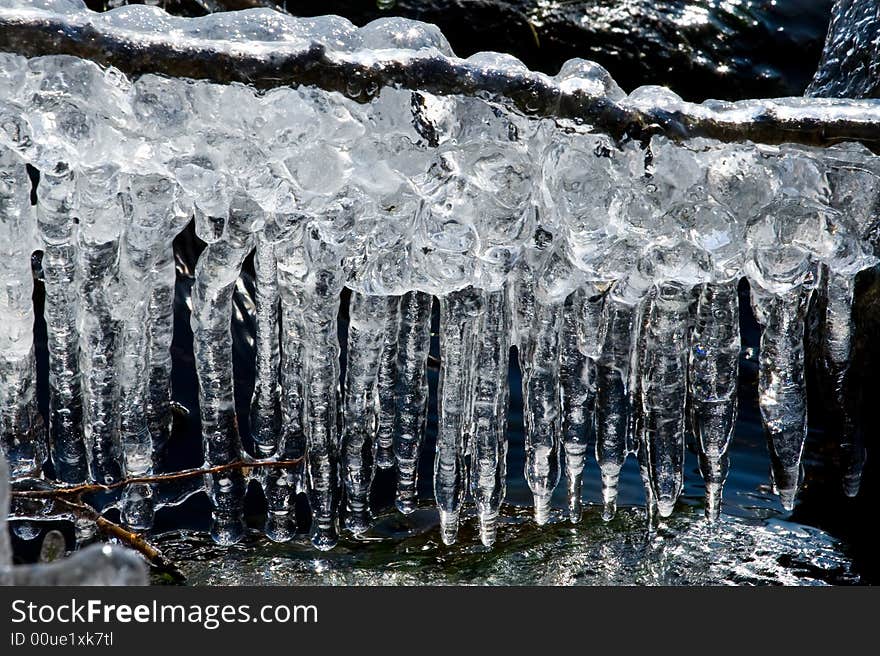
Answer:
[{"xmin": 0, "ymin": 5, "xmax": 879, "ymax": 148}]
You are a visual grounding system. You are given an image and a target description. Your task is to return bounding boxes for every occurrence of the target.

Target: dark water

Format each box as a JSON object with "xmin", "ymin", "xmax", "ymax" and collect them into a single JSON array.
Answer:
[{"xmin": 10, "ymin": 0, "xmax": 880, "ymax": 584}]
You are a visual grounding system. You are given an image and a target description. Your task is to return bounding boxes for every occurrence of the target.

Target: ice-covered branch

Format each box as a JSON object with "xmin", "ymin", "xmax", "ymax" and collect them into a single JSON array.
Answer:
[
  {"xmin": 1, "ymin": 1, "xmax": 879, "ymax": 551},
  {"xmin": 1, "ymin": 2, "xmax": 880, "ymax": 148}
]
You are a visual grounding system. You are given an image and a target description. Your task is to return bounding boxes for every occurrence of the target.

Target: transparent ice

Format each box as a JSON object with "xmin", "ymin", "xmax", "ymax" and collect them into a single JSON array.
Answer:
[{"xmin": 0, "ymin": 1, "xmax": 878, "ymax": 553}]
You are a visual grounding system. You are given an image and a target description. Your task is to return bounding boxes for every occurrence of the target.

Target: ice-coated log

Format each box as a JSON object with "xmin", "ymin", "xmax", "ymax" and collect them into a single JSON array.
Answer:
[
  {"xmin": 0, "ymin": 147, "xmax": 44, "ymax": 478},
  {"xmin": 751, "ymin": 283, "xmax": 812, "ymax": 510},
  {"xmin": 435, "ymin": 287, "xmax": 480, "ymax": 544},
  {"xmin": 688, "ymin": 281, "xmax": 740, "ymax": 520},
  {"xmin": 76, "ymin": 165, "xmax": 123, "ymax": 486},
  {"xmin": 522, "ymin": 296, "xmax": 563, "ymax": 525},
  {"xmin": 637, "ymin": 283, "xmax": 691, "ymax": 518},
  {"xmin": 393, "ymin": 291, "xmax": 432, "ymax": 514},
  {"xmin": 594, "ymin": 291, "xmax": 637, "ymax": 521},
  {"xmin": 192, "ymin": 193, "xmax": 257, "ymax": 545},
  {"xmin": 374, "ymin": 296, "xmax": 402, "ymax": 471},
  {"xmin": 341, "ymin": 291, "xmax": 392, "ymax": 535},
  {"xmin": 300, "ymin": 234, "xmax": 346, "ymax": 551},
  {"xmin": 559, "ymin": 288, "xmax": 596, "ymax": 524},
  {"xmin": 37, "ymin": 166, "xmax": 88, "ymax": 484},
  {"xmin": 468, "ymin": 288, "xmax": 510, "ymax": 546}
]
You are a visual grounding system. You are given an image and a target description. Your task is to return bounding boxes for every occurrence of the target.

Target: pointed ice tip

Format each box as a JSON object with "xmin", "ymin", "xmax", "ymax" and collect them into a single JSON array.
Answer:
[
  {"xmin": 656, "ymin": 496, "xmax": 676, "ymax": 518},
  {"xmin": 310, "ymin": 527, "xmax": 339, "ymax": 552},
  {"xmin": 343, "ymin": 511, "xmax": 370, "ymax": 536},
  {"xmin": 842, "ymin": 473, "xmax": 861, "ymax": 498},
  {"xmin": 602, "ymin": 500, "xmax": 617, "ymax": 522},
  {"xmin": 438, "ymin": 510, "xmax": 459, "ymax": 546},
  {"xmin": 395, "ymin": 497, "xmax": 417, "ymax": 515},
  {"xmin": 704, "ymin": 505, "xmax": 721, "ymax": 523},
  {"xmin": 210, "ymin": 513, "xmax": 245, "ymax": 546},
  {"xmin": 533, "ymin": 495, "xmax": 552, "ymax": 526},
  {"xmin": 479, "ymin": 522, "xmax": 497, "ymax": 548},
  {"xmin": 264, "ymin": 516, "xmax": 295, "ymax": 543},
  {"xmin": 778, "ymin": 487, "xmax": 798, "ymax": 511},
  {"xmin": 122, "ymin": 515, "xmax": 154, "ymax": 533}
]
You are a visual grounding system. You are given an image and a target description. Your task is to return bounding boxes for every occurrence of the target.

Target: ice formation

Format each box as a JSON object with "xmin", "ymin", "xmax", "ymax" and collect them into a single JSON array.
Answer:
[{"xmin": 0, "ymin": 0, "xmax": 878, "ymax": 551}]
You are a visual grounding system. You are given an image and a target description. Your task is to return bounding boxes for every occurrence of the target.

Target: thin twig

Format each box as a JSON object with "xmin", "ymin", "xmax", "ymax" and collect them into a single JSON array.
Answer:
[
  {"xmin": 11, "ymin": 458, "xmax": 303, "ymax": 499},
  {"xmin": 52, "ymin": 497, "xmax": 187, "ymax": 582}
]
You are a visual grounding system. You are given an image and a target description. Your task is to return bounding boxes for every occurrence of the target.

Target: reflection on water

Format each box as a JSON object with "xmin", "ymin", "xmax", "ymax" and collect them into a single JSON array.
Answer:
[{"xmin": 154, "ymin": 505, "xmax": 857, "ymax": 585}]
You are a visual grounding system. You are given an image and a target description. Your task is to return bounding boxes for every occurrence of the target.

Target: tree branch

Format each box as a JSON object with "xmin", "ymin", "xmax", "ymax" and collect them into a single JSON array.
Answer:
[
  {"xmin": 53, "ymin": 497, "xmax": 186, "ymax": 582},
  {"xmin": 10, "ymin": 458, "xmax": 303, "ymax": 499},
  {"xmin": 1, "ymin": 6, "xmax": 879, "ymax": 148},
  {"xmin": 9, "ymin": 459, "xmax": 302, "ymax": 581}
]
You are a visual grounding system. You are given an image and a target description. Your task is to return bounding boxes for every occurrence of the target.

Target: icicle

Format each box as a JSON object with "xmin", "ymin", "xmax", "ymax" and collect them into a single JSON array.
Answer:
[
  {"xmin": 250, "ymin": 232, "xmax": 281, "ymax": 461},
  {"xmin": 636, "ymin": 283, "xmax": 691, "ymax": 518},
  {"xmin": 435, "ymin": 287, "xmax": 479, "ymax": 544},
  {"xmin": 751, "ymin": 282, "xmax": 812, "ymax": 510},
  {"xmin": 594, "ymin": 291, "xmax": 637, "ymax": 521},
  {"xmin": 300, "ymin": 230, "xmax": 345, "ymax": 551},
  {"xmin": 341, "ymin": 291, "xmax": 391, "ymax": 535},
  {"xmin": 115, "ymin": 175, "xmax": 171, "ymax": 529},
  {"xmin": 120, "ymin": 175, "xmax": 190, "ymax": 528},
  {"xmin": 248, "ymin": 230, "xmax": 288, "ymax": 540},
  {"xmin": 191, "ymin": 192, "xmax": 257, "ymax": 545},
  {"xmin": 559, "ymin": 288, "xmax": 596, "ymax": 523},
  {"xmin": 374, "ymin": 296, "xmax": 402, "ymax": 470},
  {"xmin": 817, "ymin": 266, "xmax": 863, "ymax": 496},
  {"xmin": 393, "ymin": 291, "xmax": 432, "ymax": 514},
  {"xmin": 271, "ymin": 229, "xmax": 308, "ymax": 543},
  {"xmin": 76, "ymin": 165, "xmax": 123, "ymax": 486},
  {"xmin": 145, "ymin": 235, "xmax": 180, "ymax": 462},
  {"xmin": 512, "ymin": 259, "xmax": 537, "ymax": 358},
  {"xmin": 117, "ymin": 278, "xmax": 154, "ymax": 529},
  {"xmin": 0, "ymin": 148, "xmax": 44, "ymax": 477},
  {"xmin": 468, "ymin": 287, "xmax": 509, "ymax": 546},
  {"xmin": 688, "ymin": 281, "xmax": 740, "ymax": 521},
  {"xmin": 36, "ymin": 165, "xmax": 87, "ymax": 484},
  {"xmin": 522, "ymin": 295, "xmax": 563, "ymax": 526}
]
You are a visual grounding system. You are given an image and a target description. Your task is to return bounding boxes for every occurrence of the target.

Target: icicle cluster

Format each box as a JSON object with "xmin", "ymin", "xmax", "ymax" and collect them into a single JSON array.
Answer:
[{"xmin": 1, "ymin": 1, "xmax": 879, "ymax": 551}]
